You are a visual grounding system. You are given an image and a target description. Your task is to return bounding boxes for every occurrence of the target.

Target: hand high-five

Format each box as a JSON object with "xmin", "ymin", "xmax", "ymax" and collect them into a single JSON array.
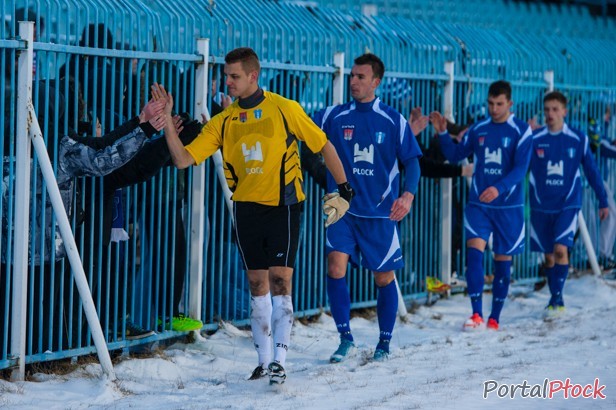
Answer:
[
  {"xmin": 172, "ymin": 115, "xmax": 184, "ymax": 135},
  {"xmin": 429, "ymin": 111, "xmax": 447, "ymax": 134},
  {"xmin": 150, "ymin": 83, "xmax": 174, "ymax": 116},
  {"xmin": 138, "ymin": 98, "xmax": 166, "ymax": 131},
  {"xmin": 409, "ymin": 106, "xmax": 429, "ymax": 136}
]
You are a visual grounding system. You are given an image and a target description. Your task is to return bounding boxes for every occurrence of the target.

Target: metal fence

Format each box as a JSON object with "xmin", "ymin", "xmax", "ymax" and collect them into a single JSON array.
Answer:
[{"xmin": 2, "ymin": 0, "xmax": 616, "ymax": 373}]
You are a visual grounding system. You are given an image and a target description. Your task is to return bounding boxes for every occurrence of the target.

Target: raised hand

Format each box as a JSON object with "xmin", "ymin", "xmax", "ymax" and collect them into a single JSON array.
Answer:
[
  {"xmin": 150, "ymin": 83, "xmax": 174, "ymax": 116},
  {"xmin": 173, "ymin": 115, "xmax": 184, "ymax": 134},
  {"xmin": 410, "ymin": 113, "xmax": 429, "ymax": 137},
  {"xmin": 528, "ymin": 117, "xmax": 540, "ymax": 131},
  {"xmin": 410, "ymin": 106, "xmax": 422, "ymax": 123},
  {"xmin": 221, "ymin": 94, "xmax": 233, "ymax": 109},
  {"xmin": 429, "ymin": 111, "xmax": 447, "ymax": 134},
  {"xmin": 149, "ymin": 114, "xmax": 166, "ymax": 132},
  {"xmin": 139, "ymin": 99, "xmax": 165, "ymax": 123}
]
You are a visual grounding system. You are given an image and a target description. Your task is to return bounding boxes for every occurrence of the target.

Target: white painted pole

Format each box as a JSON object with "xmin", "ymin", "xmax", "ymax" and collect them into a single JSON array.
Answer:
[
  {"xmin": 11, "ymin": 21, "xmax": 34, "ymax": 382},
  {"xmin": 188, "ymin": 38, "xmax": 209, "ymax": 322},
  {"xmin": 332, "ymin": 52, "xmax": 345, "ymax": 106},
  {"xmin": 211, "ymin": 152, "xmax": 234, "ymax": 219},
  {"xmin": 544, "ymin": 70, "xmax": 555, "ymax": 92},
  {"xmin": 578, "ymin": 212, "xmax": 602, "ymax": 276},
  {"xmin": 27, "ymin": 110, "xmax": 116, "ymax": 380},
  {"xmin": 440, "ymin": 61, "xmax": 455, "ymax": 291}
]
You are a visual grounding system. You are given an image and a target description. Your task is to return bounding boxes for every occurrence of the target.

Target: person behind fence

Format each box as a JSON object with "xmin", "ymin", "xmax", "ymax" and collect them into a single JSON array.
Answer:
[
  {"xmin": 152, "ymin": 47, "xmax": 352, "ymax": 385},
  {"xmin": 586, "ymin": 113, "xmax": 616, "ymax": 270},
  {"xmin": 429, "ymin": 80, "xmax": 532, "ymax": 331},
  {"xmin": 96, "ymin": 111, "xmax": 204, "ymax": 339},
  {"xmin": 312, "ymin": 53, "xmax": 422, "ymax": 363},
  {"xmin": 529, "ymin": 91, "xmax": 609, "ymax": 318},
  {"xmin": 409, "ymin": 107, "xmax": 473, "ymax": 283},
  {"xmin": 1, "ymin": 97, "xmax": 165, "ymax": 347}
]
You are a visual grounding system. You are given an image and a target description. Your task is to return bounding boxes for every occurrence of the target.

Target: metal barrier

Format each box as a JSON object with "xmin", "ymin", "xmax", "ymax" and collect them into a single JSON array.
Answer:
[{"xmin": 2, "ymin": 0, "xmax": 616, "ymax": 374}]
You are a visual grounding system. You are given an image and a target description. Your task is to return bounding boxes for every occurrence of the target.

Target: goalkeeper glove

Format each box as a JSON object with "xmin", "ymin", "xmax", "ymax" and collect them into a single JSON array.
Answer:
[{"xmin": 323, "ymin": 182, "xmax": 355, "ymax": 227}]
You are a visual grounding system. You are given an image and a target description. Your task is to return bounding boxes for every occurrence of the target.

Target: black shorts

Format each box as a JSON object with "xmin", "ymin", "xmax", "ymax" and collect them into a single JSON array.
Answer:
[{"xmin": 233, "ymin": 201, "xmax": 302, "ymax": 270}]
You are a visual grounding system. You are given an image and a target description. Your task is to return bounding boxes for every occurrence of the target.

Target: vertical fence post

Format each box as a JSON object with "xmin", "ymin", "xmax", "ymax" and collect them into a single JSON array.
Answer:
[
  {"xmin": 189, "ymin": 38, "xmax": 209, "ymax": 323},
  {"xmin": 544, "ymin": 70, "xmax": 554, "ymax": 91},
  {"xmin": 332, "ymin": 52, "xmax": 345, "ymax": 106},
  {"xmin": 11, "ymin": 20, "xmax": 34, "ymax": 382},
  {"xmin": 440, "ymin": 61, "xmax": 455, "ymax": 289},
  {"xmin": 13, "ymin": 21, "xmax": 115, "ymax": 381}
]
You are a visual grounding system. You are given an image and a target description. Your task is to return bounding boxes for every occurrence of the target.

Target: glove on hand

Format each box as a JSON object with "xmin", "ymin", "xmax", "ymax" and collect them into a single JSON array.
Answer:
[{"xmin": 322, "ymin": 182, "xmax": 354, "ymax": 228}]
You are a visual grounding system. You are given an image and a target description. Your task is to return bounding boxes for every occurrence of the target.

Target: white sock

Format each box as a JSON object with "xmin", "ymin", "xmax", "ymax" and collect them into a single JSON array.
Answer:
[
  {"xmin": 250, "ymin": 293, "xmax": 272, "ymax": 366},
  {"xmin": 272, "ymin": 295, "xmax": 293, "ymax": 366}
]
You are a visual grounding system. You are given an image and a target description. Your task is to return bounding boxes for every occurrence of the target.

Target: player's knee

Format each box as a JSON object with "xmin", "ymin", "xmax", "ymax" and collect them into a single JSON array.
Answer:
[
  {"xmin": 328, "ymin": 264, "xmax": 347, "ymax": 279},
  {"xmin": 553, "ymin": 247, "xmax": 568, "ymax": 263},
  {"xmin": 248, "ymin": 279, "xmax": 267, "ymax": 295},
  {"xmin": 544, "ymin": 253, "xmax": 555, "ymax": 267},
  {"xmin": 373, "ymin": 271, "xmax": 395, "ymax": 287},
  {"xmin": 270, "ymin": 276, "xmax": 291, "ymax": 295}
]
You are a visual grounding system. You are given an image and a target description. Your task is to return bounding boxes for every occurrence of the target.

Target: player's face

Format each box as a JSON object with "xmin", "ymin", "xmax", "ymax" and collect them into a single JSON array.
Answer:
[
  {"xmin": 350, "ymin": 64, "xmax": 381, "ymax": 103},
  {"xmin": 544, "ymin": 99, "xmax": 567, "ymax": 131},
  {"xmin": 224, "ymin": 62, "xmax": 258, "ymax": 99},
  {"xmin": 487, "ymin": 94, "xmax": 513, "ymax": 123}
]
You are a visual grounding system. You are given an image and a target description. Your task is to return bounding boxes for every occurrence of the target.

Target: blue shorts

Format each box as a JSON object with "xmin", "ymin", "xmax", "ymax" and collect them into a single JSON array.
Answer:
[
  {"xmin": 464, "ymin": 203, "xmax": 525, "ymax": 255},
  {"xmin": 530, "ymin": 209, "xmax": 578, "ymax": 253},
  {"xmin": 325, "ymin": 214, "xmax": 404, "ymax": 272}
]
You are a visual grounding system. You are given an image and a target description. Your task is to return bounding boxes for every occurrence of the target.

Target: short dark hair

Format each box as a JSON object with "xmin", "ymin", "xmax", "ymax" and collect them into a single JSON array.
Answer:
[
  {"xmin": 80, "ymin": 23, "xmax": 114, "ymax": 49},
  {"xmin": 225, "ymin": 47, "xmax": 260, "ymax": 75},
  {"xmin": 353, "ymin": 53, "xmax": 385, "ymax": 80},
  {"xmin": 488, "ymin": 80, "xmax": 512, "ymax": 100},
  {"xmin": 543, "ymin": 90, "xmax": 567, "ymax": 107}
]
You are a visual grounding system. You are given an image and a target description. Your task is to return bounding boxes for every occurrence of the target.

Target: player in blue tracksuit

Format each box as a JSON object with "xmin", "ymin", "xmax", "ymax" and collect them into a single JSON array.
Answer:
[
  {"xmin": 529, "ymin": 91, "xmax": 608, "ymax": 317},
  {"xmin": 313, "ymin": 53, "xmax": 422, "ymax": 362},
  {"xmin": 430, "ymin": 81, "xmax": 532, "ymax": 331}
]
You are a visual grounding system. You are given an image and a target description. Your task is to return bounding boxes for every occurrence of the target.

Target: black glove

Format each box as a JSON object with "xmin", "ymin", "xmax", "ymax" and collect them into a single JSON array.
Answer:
[{"xmin": 338, "ymin": 182, "xmax": 355, "ymax": 203}]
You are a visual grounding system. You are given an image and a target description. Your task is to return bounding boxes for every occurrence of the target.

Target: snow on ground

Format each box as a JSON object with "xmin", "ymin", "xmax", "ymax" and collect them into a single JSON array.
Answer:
[{"xmin": 1, "ymin": 274, "xmax": 615, "ymax": 409}]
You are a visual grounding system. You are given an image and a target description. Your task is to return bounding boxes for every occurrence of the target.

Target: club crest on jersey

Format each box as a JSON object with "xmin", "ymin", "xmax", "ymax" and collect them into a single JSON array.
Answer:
[
  {"xmin": 547, "ymin": 160, "xmax": 564, "ymax": 176},
  {"xmin": 567, "ymin": 148, "xmax": 576, "ymax": 158},
  {"xmin": 354, "ymin": 143, "xmax": 374, "ymax": 164},
  {"xmin": 536, "ymin": 148, "xmax": 545, "ymax": 158},
  {"xmin": 254, "ymin": 109, "xmax": 262, "ymax": 120},
  {"xmin": 502, "ymin": 137, "xmax": 511, "ymax": 148},
  {"xmin": 343, "ymin": 128, "xmax": 354, "ymax": 141},
  {"xmin": 375, "ymin": 132, "xmax": 386, "ymax": 144},
  {"xmin": 239, "ymin": 112, "xmax": 247, "ymax": 123},
  {"xmin": 478, "ymin": 137, "xmax": 485, "ymax": 146}
]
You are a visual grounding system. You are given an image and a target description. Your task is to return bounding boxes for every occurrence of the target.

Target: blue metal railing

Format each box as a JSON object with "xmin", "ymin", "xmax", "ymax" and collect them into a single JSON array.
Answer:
[{"xmin": 2, "ymin": 0, "xmax": 616, "ymax": 370}]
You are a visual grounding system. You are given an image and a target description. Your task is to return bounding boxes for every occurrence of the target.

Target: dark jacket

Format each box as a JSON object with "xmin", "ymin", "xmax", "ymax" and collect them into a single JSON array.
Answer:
[
  {"xmin": 1, "ymin": 117, "xmax": 155, "ymax": 264},
  {"xmin": 419, "ymin": 137, "xmax": 464, "ymax": 179},
  {"xmin": 100, "ymin": 115, "xmax": 202, "ymax": 244}
]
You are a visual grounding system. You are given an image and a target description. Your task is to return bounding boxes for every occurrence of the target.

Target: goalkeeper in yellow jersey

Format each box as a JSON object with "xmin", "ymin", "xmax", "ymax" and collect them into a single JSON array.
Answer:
[{"xmin": 152, "ymin": 47, "xmax": 352, "ymax": 385}]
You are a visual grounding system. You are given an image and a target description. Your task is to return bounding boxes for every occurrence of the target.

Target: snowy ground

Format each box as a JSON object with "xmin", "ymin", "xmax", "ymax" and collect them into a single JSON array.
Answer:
[{"xmin": 1, "ymin": 274, "xmax": 615, "ymax": 409}]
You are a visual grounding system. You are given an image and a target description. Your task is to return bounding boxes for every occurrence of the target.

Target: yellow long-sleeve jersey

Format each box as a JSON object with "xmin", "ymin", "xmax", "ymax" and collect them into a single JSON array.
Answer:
[{"xmin": 186, "ymin": 90, "xmax": 327, "ymax": 206}]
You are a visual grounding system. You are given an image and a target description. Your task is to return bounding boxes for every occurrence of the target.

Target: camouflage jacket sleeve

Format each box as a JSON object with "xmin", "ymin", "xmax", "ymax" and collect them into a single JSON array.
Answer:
[{"xmin": 56, "ymin": 121, "xmax": 150, "ymax": 186}]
